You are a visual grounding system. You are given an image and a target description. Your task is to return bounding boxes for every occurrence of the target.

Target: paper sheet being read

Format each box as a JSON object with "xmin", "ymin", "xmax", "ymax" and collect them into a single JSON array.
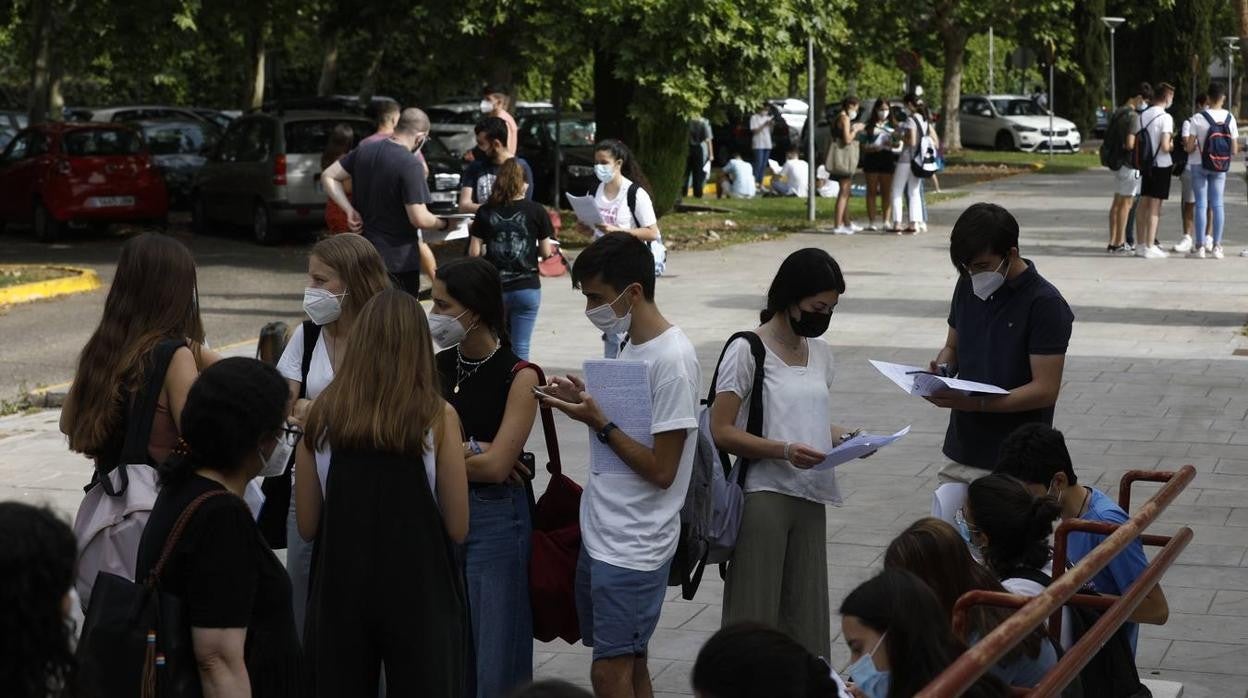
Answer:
[
  {"xmin": 566, "ymin": 193, "xmax": 603, "ymax": 227},
  {"xmin": 869, "ymin": 360, "xmax": 1009, "ymax": 397},
  {"xmin": 584, "ymin": 359, "xmax": 652, "ymax": 475},
  {"xmin": 813, "ymin": 426, "xmax": 911, "ymax": 471}
]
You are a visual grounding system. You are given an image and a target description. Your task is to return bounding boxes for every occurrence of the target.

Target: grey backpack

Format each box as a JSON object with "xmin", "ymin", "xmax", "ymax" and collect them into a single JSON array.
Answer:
[{"xmin": 668, "ymin": 332, "xmax": 765, "ymax": 600}]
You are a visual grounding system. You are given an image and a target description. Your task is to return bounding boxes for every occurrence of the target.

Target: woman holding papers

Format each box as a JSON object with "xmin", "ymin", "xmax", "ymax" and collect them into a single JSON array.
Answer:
[
  {"xmin": 709, "ymin": 248, "xmax": 860, "ymax": 659},
  {"xmin": 861, "ymin": 98, "xmax": 897, "ymax": 231}
]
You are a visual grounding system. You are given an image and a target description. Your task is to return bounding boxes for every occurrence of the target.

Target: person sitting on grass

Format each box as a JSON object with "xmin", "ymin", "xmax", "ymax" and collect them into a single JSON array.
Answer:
[
  {"xmin": 768, "ymin": 146, "xmax": 809, "ymax": 198},
  {"xmin": 717, "ymin": 150, "xmax": 757, "ymax": 200}
]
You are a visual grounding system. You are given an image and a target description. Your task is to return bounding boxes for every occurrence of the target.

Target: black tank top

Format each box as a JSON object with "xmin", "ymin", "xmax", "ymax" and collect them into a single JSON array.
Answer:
[{"xmin": 435, "ymin": 344, "xmax": 525, "ymax": 443}]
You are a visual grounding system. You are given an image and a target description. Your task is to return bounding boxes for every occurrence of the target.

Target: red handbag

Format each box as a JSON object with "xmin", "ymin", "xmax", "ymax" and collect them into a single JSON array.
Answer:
[
  {"xmin": 538, "ymin": 246, "xmax": 569, "ymax": 278},
  {"xmin": 519, "ymin": 362, "xmax": 583, "ymax": 644}
]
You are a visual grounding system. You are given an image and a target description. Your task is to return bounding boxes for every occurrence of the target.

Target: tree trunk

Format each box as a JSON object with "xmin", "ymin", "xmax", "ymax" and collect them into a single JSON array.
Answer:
[
  {"xmin": 27, "ymin": 0, "xmax": 53, "ymax": 124},
  {"xmin": 48, "ymin": 44, "xmax": 64, "ymax": 120},
  {"xmin": 1237, "ymin": 0, "xmax": 1248, "ymax": 114},
  {"xmin": 358, "ymin": 45, "xmax": 386, "ymax": 106},
  {"xmin": 242, "ymin": 21, "xmax": 268, "ymax": 110},
  {"xmin": 592, "ymin": 46, "xmax": 633, "ymax": 142},
  {"xmin": 939, "ymin": 27, "xmax": 968, "ymax": 151},
  {"xmin": 317, "ymin": 27, "xmax": 339, "ymax": 97}
]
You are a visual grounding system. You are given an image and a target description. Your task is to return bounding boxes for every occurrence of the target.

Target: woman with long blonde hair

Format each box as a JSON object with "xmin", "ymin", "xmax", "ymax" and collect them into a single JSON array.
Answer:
[{"xmin": 296, "ymin": 289, "xmax": 469, "ymax": 696}]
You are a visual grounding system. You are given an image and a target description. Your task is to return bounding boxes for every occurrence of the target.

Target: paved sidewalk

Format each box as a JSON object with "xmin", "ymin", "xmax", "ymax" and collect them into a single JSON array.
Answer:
[{"xmin": 2, "ymin": 167, "xmax": 1246, "ymax": 696}]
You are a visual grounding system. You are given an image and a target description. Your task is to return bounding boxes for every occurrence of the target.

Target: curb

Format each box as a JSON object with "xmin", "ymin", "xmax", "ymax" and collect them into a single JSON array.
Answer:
[{"xmin": 0, "ymin": 266, "xmax": 101, "ymax": 306}]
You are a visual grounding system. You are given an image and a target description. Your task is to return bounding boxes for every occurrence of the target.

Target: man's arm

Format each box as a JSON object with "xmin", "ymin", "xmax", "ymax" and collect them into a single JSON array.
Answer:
[
  {"xmin": 458, "ymin": 186, "xmax": 480, "ymax": 214},
  {"xmin": 928, "ymin": 353, "xmax": 1065, "ymax": 413},
  {"xmin": 419, "ymin": 239, "xmax": 437, "ymax": 279},
  {"xmin": 406, "ymin": 202, "xmax": 444, "ymax": 231},
  {"xmin": 321, "ymin": 161, "xmax": 361, "ymax": 232}
]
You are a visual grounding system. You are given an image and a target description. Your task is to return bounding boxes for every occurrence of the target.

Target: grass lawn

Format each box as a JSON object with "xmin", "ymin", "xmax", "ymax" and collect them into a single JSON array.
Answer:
[
  {"xmin": 946, "ymin": 148, "xmax": 1102, "ymax": 175},
  {"xmin": 0, "ymin": 265, "xmax": 73, "ymax": 289}
]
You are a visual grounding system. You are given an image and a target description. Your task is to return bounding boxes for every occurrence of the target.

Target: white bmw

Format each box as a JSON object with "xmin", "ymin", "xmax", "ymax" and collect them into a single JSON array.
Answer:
[{"xmin": 958, "ymin": 94, "xmax": 1082, "ymax": 152}]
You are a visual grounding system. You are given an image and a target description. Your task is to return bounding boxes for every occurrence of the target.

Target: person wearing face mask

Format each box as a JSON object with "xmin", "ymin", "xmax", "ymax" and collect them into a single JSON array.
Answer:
[
  {"xmin": 574, "ymin": 138, "xmax": 666, "ymax": 357},
  {"xmin": 839, "ymin": 569, "xmax": 1009, "ymax": 698},
  {"xmin": 274, "ymin": 233, "xmax": 392, "ymax": 639},
  {"xmin": 322, "ymin": 107, "xmax": 449, "ymax": 296},
  {"xmin": 861, "ymin": 98, "xmax": 896, "ymax": 231},
  {"xmin": 430, "ymin": 258, "xmax": 541, "ymax": 697},
  {"xmin": 691, "ymin": 623, "xmax": 844, "ymax": 698},
  {"xmin": 827, "ymin": 96, "xmax": 864, "ymax": 234},
  {"xmin": 135, "ymin": 358, "xmax": 301, "ymax": 698},
  {"xmin": 710, "ymin": 248, "xmax": 863, "ymax": 659},
  {"xmin": 459, "ymin": 116, "xmax": 536, "ymax": 215},
  {"xmin": 926, "ymin": 203, "xmax": 1073, "ymax": 525},
  {"xmin": 536, "ymin": 233, "xmax": 701, "ymax": 698},
  {"xmin": 480, "ymin": 84, "xmax": 519, "ymax": 160}
]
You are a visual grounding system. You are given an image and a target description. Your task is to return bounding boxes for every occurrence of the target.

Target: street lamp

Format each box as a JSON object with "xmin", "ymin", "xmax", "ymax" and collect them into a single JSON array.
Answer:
[
  {"xmin": 1223, "ymin": 36, "xmax": 1240, "ymax": 116},
  {"xmin": 1101, "ymin": 17, "xmax": 1125, "ymax": 107}
]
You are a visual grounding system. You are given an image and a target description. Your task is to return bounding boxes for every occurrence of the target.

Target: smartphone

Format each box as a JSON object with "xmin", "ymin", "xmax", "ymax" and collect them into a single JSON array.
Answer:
[{"xmin": 532, "ymin": 387, "xmax": 557, "ymax": 400}]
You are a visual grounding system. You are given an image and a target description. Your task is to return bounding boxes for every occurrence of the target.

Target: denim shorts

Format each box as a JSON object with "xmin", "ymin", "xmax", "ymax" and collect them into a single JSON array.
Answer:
[{"xmin": 575, "ymin": 549, "xmax": 671, "ymax": 660}]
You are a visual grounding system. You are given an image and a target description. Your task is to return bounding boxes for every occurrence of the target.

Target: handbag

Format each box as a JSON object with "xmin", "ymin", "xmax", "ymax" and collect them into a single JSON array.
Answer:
[
  {"xmin": 524, "ymin": 364, "xmax": 584, "ymax": 644},
  {"xmin": 538, "ymin": 242, "xmax": 569, "ymax": 278},
  {"xmin": 826, "ymin": 123, "xmax": 860, "ymax": 178},
  {"xmin": 77, "ymin": 489, "xmax": 232, "ymax": 698}
]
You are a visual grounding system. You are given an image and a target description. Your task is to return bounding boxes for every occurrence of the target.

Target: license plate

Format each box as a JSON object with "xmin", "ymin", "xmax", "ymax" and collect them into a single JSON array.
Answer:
[
  {"xmin": 430, "ymin": 191, "xmax": 456, "ymax": 203},
  {"xmin": 86, "ymin": 196, "xmax": 135, "ymax": 208}
]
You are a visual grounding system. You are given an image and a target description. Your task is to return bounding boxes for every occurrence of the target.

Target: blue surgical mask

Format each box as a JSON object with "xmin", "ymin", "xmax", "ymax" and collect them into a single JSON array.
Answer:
[
  {"xmin": 845, "ymin": 633, "xmax": 890, "ymax": 698},
  {"xmin": 594, "ymin": 163, "xmax": 615, "ymax": 183}
]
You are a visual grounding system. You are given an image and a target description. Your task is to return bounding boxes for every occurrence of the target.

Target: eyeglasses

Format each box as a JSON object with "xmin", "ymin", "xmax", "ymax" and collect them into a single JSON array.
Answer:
[
  {"xmin": 955, "ymin": 508, "xmax": 982, "ymax": 536},
  {"xmin": 279, "ymin": 423, "xmax": 304, "ymax": 447}
]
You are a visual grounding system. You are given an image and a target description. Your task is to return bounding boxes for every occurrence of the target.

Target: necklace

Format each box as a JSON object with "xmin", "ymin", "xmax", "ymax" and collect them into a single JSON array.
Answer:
[
  {"xmin": 769, "ymin": 324, "xmax": 803, "ymax": 353},
  {"xmin": 1076, "ymin": 486, "xmax": 1091, "ymax": 518},
  {"xmin": 454, "ymin": 342, "xmax": 500, "ymax": 394}
]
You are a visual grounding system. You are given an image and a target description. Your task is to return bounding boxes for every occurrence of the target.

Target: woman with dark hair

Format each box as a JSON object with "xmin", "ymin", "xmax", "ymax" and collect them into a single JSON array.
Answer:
[
  {"xmin": 134, "ymin": 357, "xmax": 300, "ymax": 697},
  {"xmin": 888, "ymin": 93, "xmax": 935, "ymax": 234},
  {"xmin": 839, "ymin": 569, "xmax": 1008, "ymax": 698},
  {"xmin": 861, "ymin": 98, "xmax": 896, "ymax": 230},
  {"xmin": 883, "ymin": 517, "xmax": 1057, "ymax": 688},
  {"xmin": 468, "ymin": 157, "xmax": 555, "ymax": 360},
  {"xmin": 0, "ymin": 502, "xmax": 78, "ymax": 698},
  {"xmin": 711, "ymin": 248, "xmax": 858, "ymax": 658},
  {"xmin": 828, "ymin": 96, "xmax": 864, "ymax": 234},
  {"xmin": 692, "ymin": 622, "xmax": 841, "ymax": 698},
  {"xmin": 297, "ymin": 289, "xmax": 469, "ymax": 696},
  {"xmin": 322, "ymin": 123, "xmax": 357, "ymax": 234},
  {"xmin": 431, "ymin": 257, "xmax": 541, "ymax": 697}
]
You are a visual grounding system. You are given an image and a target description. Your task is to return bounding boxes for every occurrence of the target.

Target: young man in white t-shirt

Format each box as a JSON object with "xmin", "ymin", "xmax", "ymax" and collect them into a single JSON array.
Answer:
[
  {"xmin": 1172, "ymin": 94, "xmax": 1209, "ymax": 254},
  {"xmin": 749, "ymin": 102, "xmax": 776, "ymax": 186},
  {"xmin": 1130, "ymin": 82, "xmax": 1175, "ymax": 259},
  {"xmin": 538, "ymin": 232, "xmax": 701, "ymax": 698},
  {"xmin": 1185, "ymin": 82, "xmax": 1240, "ymax": 259},
  {"xmin": 769, "ymin": 146, "xmax": 810, "ymax": 197},
  {"xmin": 717, "ymin": 150, "xmax": 757, "ymax": 199}
]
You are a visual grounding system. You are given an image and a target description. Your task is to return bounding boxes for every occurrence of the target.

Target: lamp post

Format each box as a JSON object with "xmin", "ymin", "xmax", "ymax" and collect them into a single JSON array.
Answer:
[
  {"xmin": 1101, "ymin": 17, "xmax": 1125, "ymax": 107},
  {"xmin": 1223, "ymin": 36, "xmax": 1240, "ymax": 116}
]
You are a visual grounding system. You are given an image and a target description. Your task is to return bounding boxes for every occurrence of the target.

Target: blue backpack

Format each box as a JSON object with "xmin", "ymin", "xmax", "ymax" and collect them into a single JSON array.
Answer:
[{"xmin": 1199, "ymin": 111, "xmax": 1234, "ymax": 172}]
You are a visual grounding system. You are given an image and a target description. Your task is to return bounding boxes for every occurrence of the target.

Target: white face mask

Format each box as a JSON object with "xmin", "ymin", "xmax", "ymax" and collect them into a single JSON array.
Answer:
[
  {"xmin": 847, "ymin": 109, "xmax": 859, "ymax": 121},
  {"xmin": 258, "ymin": 430, "xmax": 294, "ymax": 478},
  {"xmin": 303, "ymin": 287, "xmax": 346, "ymax": 325},
  {"xmin": 585, "ymin": 287, "xmax": 633, "ymax": 335},
  {"xmin": 429, "ymin": 310, "xmax": 470, "ymax": 347},
  {"xmin": 594, "ymin": 163, "xmax": 615, "ymax": 183},
  {"xmin": 480, "ymin": 98, "xmax": 494, "ymax": 114},
  {"xmin": 970, "ymin": 257, "xmax": 1009, "ymax": 301}
]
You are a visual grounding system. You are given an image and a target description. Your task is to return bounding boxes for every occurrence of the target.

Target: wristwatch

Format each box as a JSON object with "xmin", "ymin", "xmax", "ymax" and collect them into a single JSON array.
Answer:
[{"xmin": 596, "ymin": 422, "xmax": 619, "ymax": 444}]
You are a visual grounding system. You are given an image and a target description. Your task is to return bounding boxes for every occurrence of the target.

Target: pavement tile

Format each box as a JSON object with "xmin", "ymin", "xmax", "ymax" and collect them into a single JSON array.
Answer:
[
  {"xmin": 1210, "ymin": 591, "xmax": 1248, "ymax": 617},
  {"xmin": 1157, "ymin": 640, "xmax": 1248, "ymax": 676}
]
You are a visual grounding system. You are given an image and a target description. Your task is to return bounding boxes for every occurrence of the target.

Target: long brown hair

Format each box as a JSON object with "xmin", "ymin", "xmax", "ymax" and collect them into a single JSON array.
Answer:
[
  {"xmin": 485, "ymin": 157, "xmax": 527, "ymax": 208},
  {"xmin": 883, "ymin": 517, "xmax": 1045, "ymax": 663},
  {"xmin": 309, "ymin": 233, "xmax": 393, "ymax": 332},
  {"xmin": 66, "ymin": 233, "xmax": 204, "ymax": 457},
  {"xmin": 305, "ymin": 289, "xmax": 443, "ymax": 459}
]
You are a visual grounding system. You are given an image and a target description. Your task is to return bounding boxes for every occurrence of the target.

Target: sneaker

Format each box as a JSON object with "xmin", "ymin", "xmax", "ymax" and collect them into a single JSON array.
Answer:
[
  {"xmin": 849, "ymin": 221, "xmax": 864, "ymax": 232},
  {"xmin": 832, "ymin": 225, "xmax": 855, "ymax": 235},
  {"xmin": 866, "ymin": 219, "xmax": 879, "ymax": 231},
  {"xmin": 1188, "ymin": 247, "xmax": 1207, "ymax": 259},
  {"xmin": 1123, "ymin": 242, "xmax": 1136, "ymax": 252},
  {"xmin": 1213, "ymin": 245, "xmax": 1225, "ymax": 259},
  {"xmin": 1172, "ymin": 236, "xmax": 1193, "ymax": 253},
  {"xmin": 916, "ymin": 222, "xmax": 928, "ymax": 233},
  {"xmin": 1241, "ymin": 248, "xmax": 1248, "ymax": 257},
  {"xmin": 1205, "ymin": 237, "xmax": 1215, "ymax": 252},
  {"xmin": 1138, "ymin": 245, "xmax": 1168, "ymax": 259},
  {"xmin": 1114, "ymin": 245, "xmax": 1136, "ymax": 256},
  {"xmin": 1106, "ymin": 244, "xmax": 1121, "ymax": 254}
]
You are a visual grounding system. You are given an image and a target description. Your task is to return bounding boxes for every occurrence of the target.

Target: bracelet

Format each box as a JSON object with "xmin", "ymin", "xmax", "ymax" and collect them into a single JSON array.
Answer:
[{"xmin": 783, "ymin": 442, "xmax": 793, "ymax": 462}]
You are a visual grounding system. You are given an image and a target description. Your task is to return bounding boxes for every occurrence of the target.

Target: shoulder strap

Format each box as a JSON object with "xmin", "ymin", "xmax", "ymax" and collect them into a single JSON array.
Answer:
[
  {"xmin": 299, "ymin": 320, "xmax": 321, "ymax": 400},
  {"xmin": 1200, "ymin": 110, "xmax": 1216, "ymax": 127},
  {"xmin": 103, "ymin": 339, "xmax": 186, "ymax": 496},
  {"xmin": 513, "ymin": 361, "xmax": 562, "ymax": 476},
  {"xmin": 626, "ymin": 183, "xmax": 640, "ymax": 221},
  {"xmin": 1004, "ymin": 566, "xmax": 1053, "ymax": 588},
  {"xmin": 705, "ymin": 331, "xmax": 766, "ymax": 482},
  {"xmin": 146, "ymin": 489, "xmax": 233, "ymax": 587}
]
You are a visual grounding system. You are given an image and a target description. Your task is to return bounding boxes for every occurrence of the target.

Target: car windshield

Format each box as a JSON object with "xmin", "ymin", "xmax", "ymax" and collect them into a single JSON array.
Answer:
[
  {"xmin": 992, "ymin": 99, "xmax": 1046, "ymax": 117},
  {"xmin": 142, "ymin": 123, "xmax": 210, "ymax": 155},
  {"xmin": 422, "ymin": 132, "xmax": 452, "ymax": 160},
  {"xmin": 283, "ymin": 120, "xmax": 372, "ymax": 154},
  {"xmin": 429, "ymin": 108, "xmax": 481, "ymax": 125},
  {"xmin": 63, "ymin": 128, "xmax": 143, "ymax": 156},
  {"xmin": 545, "ymin": 119, "xmax": 596, "ymax": 146}
]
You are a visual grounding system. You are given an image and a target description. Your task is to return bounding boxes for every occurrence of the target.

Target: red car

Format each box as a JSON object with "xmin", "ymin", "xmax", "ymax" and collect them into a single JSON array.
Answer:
[{"xmin": 0, "ymin": 122, "xmax": 169, "ymax": 241}]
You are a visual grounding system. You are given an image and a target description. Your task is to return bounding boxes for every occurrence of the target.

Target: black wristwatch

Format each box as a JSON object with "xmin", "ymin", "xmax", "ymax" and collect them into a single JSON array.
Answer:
[{"xmin": 596, "ymin": 422, "xmax": 619, "ymax": 444}]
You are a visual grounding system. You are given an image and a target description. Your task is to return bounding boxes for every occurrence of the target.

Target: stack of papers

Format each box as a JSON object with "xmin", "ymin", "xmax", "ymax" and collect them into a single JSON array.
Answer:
[
  {"xmin": 813, "ymin": 426, "xmax": 911, "ymax": 471},
  {"xmin": 869, "ymin": 360, "xmax": 1008, "ymax": 397},
  {"xmin": 566, "ymin": 193, "xmax": 603, "ymax": 227},
  {"xmin": 584, "ymin": 360, "xmax": 651, "ymax": 475}
]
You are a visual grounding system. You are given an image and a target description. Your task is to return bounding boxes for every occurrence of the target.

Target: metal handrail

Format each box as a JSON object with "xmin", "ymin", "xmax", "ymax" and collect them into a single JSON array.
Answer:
[{"xmin": 917, "ymin": 464, "xmax": 1196, "ymax": 697}]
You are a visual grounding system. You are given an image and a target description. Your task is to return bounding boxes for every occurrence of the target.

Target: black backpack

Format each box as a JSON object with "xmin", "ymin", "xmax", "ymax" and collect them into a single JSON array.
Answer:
[
  {"xmin": 1128, "ymin": 113, "xmax": 1163, "ymax": 171},
  {"xmin": 1005, "ymin": 568, "xmax": 1151, "ymax": 698},
  {"xmin": 1099, "ymin": 109, "xmax": 1133, "ymax": 171}
]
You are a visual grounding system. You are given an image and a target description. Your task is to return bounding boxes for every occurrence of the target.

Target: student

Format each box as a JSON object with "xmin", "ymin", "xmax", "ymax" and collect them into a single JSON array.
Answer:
[
  {"xmin": 888, "ymin": 93, "xmax": 932, "ymax": 234},
  {"xmin": 995, "ymin": 423, "xmax": 1169, "ymax": 649},
  {"xmin": 691, "ymin": 623, "xmax": 842, "ymax": 698},
  {"xmin": 749, "ymin": 102, "xmax": 776, "ymax": 186},
  {"xmin": 927, "ymin": 203, "xmax": 1073, "ymax": 521},
  {"xmin": 297, "ymin": 290, "xmax": 469, "ymax": 696},
  {"xmin": 361, "ymin": 98, "xmax": 401, "ymax": 145},
  {"xmin": 431, "ymin": 258, "xmax": 541, "ymax": 697},
  {"xmin": 135, "ymin": 358, "xmax": 300, "ymax": 697},
  {"xmin": 1172, "ymin": 94, "xmax": 1209, "ymax": 254},
  {"xmin": 685, "ymin": 115, "xmax": 714, "ymax": 199},
  {"xmin": 322, "ymin": 123, "xmax": 357, "ymax": 234},
  {"xmin": 1131, "ymin": 82, "xmax": 1175, "ymax": 258},
  {"xmin": 1185, "ymin": 82, "xmax": 1239, "ymax": 259},
  {"xmin": 468, "ymin": 158, "xmax": 555, "ymax": 360},
  {"xmin": 861, "ymin": 98, "xmax": 896, "ymax": 230},
  {"xmin": 481, "ymin": 84, "xmax": 519, "ymax": 158},
  {"xmin": 770, "ymin": 146, "xmax": 810, "ymax": 198},
  {"xmin": 711, "ymin": 248, "xmax": 858, "ymax": 659},
  {"xmin": 827, "ymin": 97, "xmax": 864, "ymax": 234},
  {"xmin": 717, "ymin": 150, "xmax": 757, "ymax": 199},
  {"xmin": 883, "ymin": 517, "xmax": 1057, "ymax": 688},
  {"xmin": 839, "ymin": 569, "xmax": 1008, "ymax": 698},
  {"xmin": 1106, "ymin": 84, "xmax": 1149, "ymax": 254},
  {"xmin": 459, "ymin": 116, "xmax": 535, "ymax": 214},
  {"xmin": 275, "ymin": 233, "xmax": 392, "ymax": 639},
  {"xmin": 0, "ymin": 502, "xmax": 78, "ymax": 698},
  {"xmin": 536, "ymin": 232, "xmax": 700, "ymax": 698}
]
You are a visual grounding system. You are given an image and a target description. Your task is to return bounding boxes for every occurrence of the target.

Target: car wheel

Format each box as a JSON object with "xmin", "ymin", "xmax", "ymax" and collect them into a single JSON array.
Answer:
[
  {"xmin": 190, "ymin": 193, "xmax": 208, "ymax": 235},
  {"xmin": 995, "ymin": 130, "xmax": 1016, "ymax": 151},
  {"xmin": 252, "ymin": 201, "xmax": 280, "ymax": 245},
  {"xmin": 33, "ymin": 201, "xmax": 62, "ymax": 243}
]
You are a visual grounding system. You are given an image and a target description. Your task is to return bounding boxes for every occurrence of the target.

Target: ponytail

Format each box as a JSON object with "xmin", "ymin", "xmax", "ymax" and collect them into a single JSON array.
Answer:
[
  {"xmin": 968, "ymin": 474, "xmax": 1061, "ymax": 576},
  {"xmin": 594, "ymin": 139, "xmax": 653, "ymax": 195}
]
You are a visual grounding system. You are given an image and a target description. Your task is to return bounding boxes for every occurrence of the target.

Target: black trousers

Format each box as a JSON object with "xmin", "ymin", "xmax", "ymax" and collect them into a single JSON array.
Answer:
[{"xmin": 685, "ymin": 144, "xmax": 708, "ymax": 198}]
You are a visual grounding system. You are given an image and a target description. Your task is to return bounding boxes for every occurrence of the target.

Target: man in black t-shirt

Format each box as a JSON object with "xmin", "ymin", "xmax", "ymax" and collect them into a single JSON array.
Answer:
[
  {"xmin": 458, "ymin": 116, "xmax": 534, "ymax": 214},
  {"xmin": 322, "ymin": 107, "xmax": 451, "ymax": 295}
]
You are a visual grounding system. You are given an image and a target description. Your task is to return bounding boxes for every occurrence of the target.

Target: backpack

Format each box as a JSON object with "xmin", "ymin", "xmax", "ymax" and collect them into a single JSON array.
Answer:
[
  {"xmin": 1170, "ymin": 120, "xmax": 1190, "ymax": 176},
  {"xmin": 618, "ymin": 182, "xmax": 667, "ymax": 276},
  {"xmin": 1100, "ymin": 109, "xmax": 1134, "ymax": 171},
  {"xmin": 909, "ymin": 116, "xmax": 939, "ymax": 179},
  {"xmin": 1005, "ymin": 567, "xmax": 1151, "ymax": 698},
  {"xmin": 1200, "ymin": 110, "xmax": 1234, "ymax": 172},
  {"xmin": 667, "ymin": 331, "xmax": 765, "ymax": 600},
  {"xmin": 72, "ymin": 338, "xmax": 184, "ymax": 611},
  {"xmin": 1128, "ymin": 112, "xmax": 1163, "ymax": 171}
]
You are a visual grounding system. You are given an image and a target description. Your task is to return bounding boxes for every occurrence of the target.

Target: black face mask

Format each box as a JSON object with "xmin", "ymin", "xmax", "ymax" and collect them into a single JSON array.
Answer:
[{"xmin": 790, "ymin": 309, "xmax": 832, "ymax": 338}]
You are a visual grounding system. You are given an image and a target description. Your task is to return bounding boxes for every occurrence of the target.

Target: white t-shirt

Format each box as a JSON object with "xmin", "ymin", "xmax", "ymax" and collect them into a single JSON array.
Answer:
[
  {"xmin": 723, "ymin": 158, "xmax": 757, "ymax": 198},
  {"xmin": 777, "ymin": 159, "xmax": 810, "ymax": 197},
  {"xmin": 1002, "ymin": 566, "xmax": 1075, "ymax": 651},
  {"xmin": 580, "ymin": 326, "xmax": 701, "ymax": 572},
  {"xmin": 899, "ymin": 114, "xmax": 928, "ymax": 160},
  {"xmin": 594, "ymin": 176, "xmax": 666, "ymax": 275},
  {"xmin": 1133, "ymin": 106, "xmax": 1175, "ymax": 169},
  {"xmin": 1188, "ymin": 108, "xmax": 1238, "ymax": 156},
  {"xmin": 749, "ymin": 113, "xmax": 774, "ymax": 150},
  {"xmin": 715, "ymin": 336, "xmax": 841, "ymax": 505},
  {"xmin": 276, "ymin": 322, "xmax": 333, "ymax": 399}
]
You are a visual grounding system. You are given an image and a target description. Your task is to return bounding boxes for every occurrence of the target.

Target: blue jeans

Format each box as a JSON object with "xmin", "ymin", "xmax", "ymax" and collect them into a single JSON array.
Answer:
[
  {"xmin": 502, "ymin": 287, "xmax": 541, "ymax": 361},
  {"xmin": 752, "ymin": 148, "xmax": 770, "ymax": 185},
  {"xmin": 1192, "ymin": 165, "xmax": 1228, "ymax": 247},
  {"xmin": 465, "ymin": 483, "xmax": 533, "ymax": 698},
  {"xmin": 286, "ymin": 488, "xmax": 314, "ymax": 643},
  {"xmin": 575, "ymin": 549, "xmax": 672, "ymax": 660}
]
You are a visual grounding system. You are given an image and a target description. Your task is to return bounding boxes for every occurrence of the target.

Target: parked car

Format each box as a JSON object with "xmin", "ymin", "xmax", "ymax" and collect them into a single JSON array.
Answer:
[
  {"xmin": 194, "ymin": 108, "xmax": 240, "ymax": 131},
  {"xmin": 958, "ymin": 95, "xmax": 1081, "ymax": 152},
  {"xmin": 515, "ymin": 112, "xmax": 597, "ymax": 206},
  {"xmin": 421, "ymin": 131, "xmax": 464, "ymax": 214},
  {"xmin": 428, "ymin": 102, "xmax": 482, "ymax": 159},
  {"xmin": 1093, "ymin": 106, "xmax": 1109, "ymax": 139},
  {"xmin": 0, "ymin": 110, "xmax": 28, "ymax": 150},
  {"xmin": 132, "ymin": 119, "xmax": 218, "ymax": 209},
  {"xmin": 83, "ymin": 105, "xmax": 220, "ymax": 132},
  {"xmin": 0, "ymin": 122, "xmax": 169, "ymax": 241},
  {"xmin": 191, "ymin": 110, "xmax": 374, "ymax": 244},
  {"xmin": 515, "ymin": 101, "xmax": 555, "ymax": 118}
]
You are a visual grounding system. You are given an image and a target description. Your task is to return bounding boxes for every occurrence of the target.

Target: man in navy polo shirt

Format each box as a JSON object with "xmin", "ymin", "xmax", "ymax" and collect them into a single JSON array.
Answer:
[{"xmin": 927, "ymin": 203, "xmax": 1074, "ymax": 518}]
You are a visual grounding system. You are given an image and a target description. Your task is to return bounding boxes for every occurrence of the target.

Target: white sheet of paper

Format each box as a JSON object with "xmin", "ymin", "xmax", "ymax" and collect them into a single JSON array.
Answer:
[
  {"xmin": 814, "ymin": 426, "xmax": 911, "ymax": 471},
  {"xmin": 566, "ymin": 193, "xmax": 603, "ymax": 227},
  {"xmin": 584, "ymin": 359, "xmax": 652, "ymax": 475},
  {"xmin": 868, "ymin": 360, "xmax": 1009, "ymax": 397},
  {"xmin": 829, "ymin": 666, "xmax": 854, "ymax": 698}
]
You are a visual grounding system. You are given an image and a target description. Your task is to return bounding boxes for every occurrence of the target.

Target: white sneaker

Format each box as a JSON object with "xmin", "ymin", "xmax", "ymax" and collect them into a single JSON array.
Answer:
[
  {"xmin": 849, "ymin": 221, "xmax": 864, "ymax": 232},
  {"xmin": 1205, "ymin": 237, "xmax": 1215, "ymax": 252},
  {"xmin": 832, "ymin": 225, "xmax": 855, "ymax": 235},
  {"xmin": 1172, "ymin": 236, "xmax": 1193, "ymax": 253},
  {"xmin": 1188, "ymin": 247, "xmax": 1206, "ymax": 259},
  {"xmin": 1139, "ymin": 245, "xmax": 1168, "ymax": 259},
  {"xmin": 866, "ymin": 219, "xmax": 879, "ymax": 231},
  {"xmin": 1240, "ymin": 248, "xmax": 1248, "ymax": 257},
  {"xmin": 1213, "ymin": 245, "xmax": 1225, "ymax": 259}
]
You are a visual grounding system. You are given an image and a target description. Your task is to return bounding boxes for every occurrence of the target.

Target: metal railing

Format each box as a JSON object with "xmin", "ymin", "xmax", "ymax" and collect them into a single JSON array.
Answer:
[{"xmin": 919, "ymin": 465, "xmax": 1196, "ymax": 697}]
